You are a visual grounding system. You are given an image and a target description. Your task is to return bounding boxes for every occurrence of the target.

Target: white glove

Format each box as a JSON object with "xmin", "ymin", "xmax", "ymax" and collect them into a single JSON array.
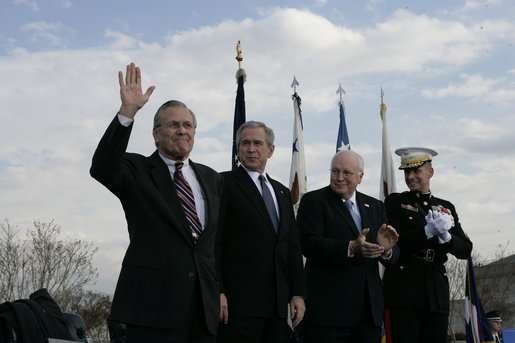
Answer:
[
  {"xmin": 438, "ymin": 230, "xmax": 452, "ymax": 244},
  {"xmin": 424, "ymin": 210, "xmax": 452, "ymax": 238}
]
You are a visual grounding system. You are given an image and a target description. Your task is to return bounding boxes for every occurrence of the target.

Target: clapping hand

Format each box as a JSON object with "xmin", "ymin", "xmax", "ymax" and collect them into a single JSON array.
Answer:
[
  {"xmin": 424, "ymin": 210, "xmax": 452, "ymax": 243},
  {"xmin": 377, "ymin": 224, "xmax": 399, "ymax": 257},
  {"xmin": 350, "ymin": 229, "xmax": 385, "ymax": 258}
]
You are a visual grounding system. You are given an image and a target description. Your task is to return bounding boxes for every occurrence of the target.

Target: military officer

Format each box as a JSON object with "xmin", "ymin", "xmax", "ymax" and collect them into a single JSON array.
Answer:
[
  {"xmin": 382, "ymin": 147, "xmax": 473, "ymax": 343},
  {"xmin": 486, "ymin": 310, "xmax": 503, "ymax": 343}
]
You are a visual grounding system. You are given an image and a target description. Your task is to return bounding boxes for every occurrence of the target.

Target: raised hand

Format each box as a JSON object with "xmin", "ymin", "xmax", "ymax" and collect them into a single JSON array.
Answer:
[
  {"xmin": 350, "ymin": 228, "xmax": 385, "ymax": 258},
  {"xmin": 118, "ymin": 62, "xmax": 156, "ymax": 119},
  {"xmin": 377, "ymin": 224, "xmax": 399, "ymax": 253}
]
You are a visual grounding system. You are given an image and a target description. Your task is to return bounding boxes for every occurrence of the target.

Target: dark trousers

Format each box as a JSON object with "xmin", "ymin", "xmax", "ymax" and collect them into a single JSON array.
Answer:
[
  {"xmin": 303, "ymin": 291, "xmax": 381, "ymax": 343},
  {"xmin": 126, "ymin": 279, "xmax": 215, "ymax": 343},
  {"xmin": 303, "ymin": 320, "xmax": 381, "ymax": 343},
  {"xmin": 217, "ymin": 313, "xmax": 289, "ymax": 343},
  {"xmin": 389, "ymin": 308, "xmax": 448, "ymax": 343}
]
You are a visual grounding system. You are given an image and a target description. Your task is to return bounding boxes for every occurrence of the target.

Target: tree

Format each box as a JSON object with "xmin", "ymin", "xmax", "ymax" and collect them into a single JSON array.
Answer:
[
  {"xmin": 69, "ymin": 290, "xmax": 112, "ymax": 343},
  {"xmin": 475, "ymin": 242, "xmax": 515, "ymax": 325},
  {"xmin": 0, "ymin": 218, "xmax": 98, "ymax": 309},
  {"xmin": 0, "ymin": 219, "xmax": 115, "ymax": 342}
]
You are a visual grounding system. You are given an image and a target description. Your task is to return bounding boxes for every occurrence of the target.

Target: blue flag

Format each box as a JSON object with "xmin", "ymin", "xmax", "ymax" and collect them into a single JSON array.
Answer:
[
  {"xmin": 232, "ymin": 74, "xmax": 246, "ymax": 170},
  {"xmin": 465, "ymin": 256, "xmax": 495, "ymax": 343},
  {"xmin": 336, "ymin": 100, "xmax": 350, "ymax": 152}
]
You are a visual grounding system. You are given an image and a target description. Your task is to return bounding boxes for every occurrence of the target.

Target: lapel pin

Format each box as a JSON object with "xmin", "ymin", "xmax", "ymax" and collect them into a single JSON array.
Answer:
[{"xmin": 364, "ymin": 203, "xmax": 370, "ymax": 207}]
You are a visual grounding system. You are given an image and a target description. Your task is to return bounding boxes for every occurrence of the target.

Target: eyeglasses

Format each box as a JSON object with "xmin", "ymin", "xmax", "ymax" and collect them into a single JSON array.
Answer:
[
  {"xmin": 330, "ymin": 169, "xmax": 360, "ymax": 178},
  {"xmin": 156, "ymin": 121, "xmax": 195, "ymax": 130}
]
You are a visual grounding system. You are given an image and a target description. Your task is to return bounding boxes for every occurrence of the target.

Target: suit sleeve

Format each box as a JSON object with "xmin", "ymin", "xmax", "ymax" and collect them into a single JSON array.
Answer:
[
  {"xmin": 215, "ymin": 174, "xmax": 228, "ymax": 293},
  {"xmin": 284, "ymin": 189, "xmax": 306, "ymax": 298},
  {"xmin": 90, "ymin": 115, "xmax": 135, "ymax": 196},
  {"xmin": 297, "ymin": 191, "xmax": 353, "ymax": 265}
]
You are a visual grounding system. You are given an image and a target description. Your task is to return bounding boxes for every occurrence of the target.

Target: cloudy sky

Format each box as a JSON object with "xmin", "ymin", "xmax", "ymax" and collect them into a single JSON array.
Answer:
[{"xmin": 1, "ymin": 0, "xmax": 514, "ymax": 294}]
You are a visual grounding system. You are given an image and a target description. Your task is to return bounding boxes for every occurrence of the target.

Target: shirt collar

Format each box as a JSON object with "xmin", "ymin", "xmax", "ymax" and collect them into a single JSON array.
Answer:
[
  {"xmin": 158, "ymin": 152, "xmax": 190, "ymax": 171},
  {"xmin": 344, "ymin": 192, "xmax": 358, "ymax": 205},
  {"xmin": 241, "ymin": 165, "xmax": 268, "ymax": 183}
]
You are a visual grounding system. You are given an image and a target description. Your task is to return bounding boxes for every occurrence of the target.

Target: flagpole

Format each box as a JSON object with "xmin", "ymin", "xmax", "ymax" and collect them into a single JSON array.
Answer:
[{"xmin": 232, "ymin": 41, "xmax": 246, "ymax": 170}]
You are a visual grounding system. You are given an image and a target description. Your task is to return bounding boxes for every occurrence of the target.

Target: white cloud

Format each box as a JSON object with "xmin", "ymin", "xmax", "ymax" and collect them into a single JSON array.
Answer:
[
  {"xmin": 20, "ymin": 21, "xmax": 70, "ymax": 47},
  {"xmin": 14, "ymin": 0, "xmax": 39, "ymax": 11},
  {"xmin": 420, "ymin": 74, "xmax": 514, "ymax": 100},
  {"xmin": 1, "ymin": 6, "xmax": 514, "ymax": 293}
]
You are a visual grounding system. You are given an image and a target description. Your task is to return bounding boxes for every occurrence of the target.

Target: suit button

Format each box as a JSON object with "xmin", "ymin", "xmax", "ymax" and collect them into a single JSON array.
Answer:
[
  {"xmin": 400, "ymin": 266, "xmax": 404, "ymax": 270},
  {"xmin": 187, "ymin": 272, "xmax": 195, "ymax": 278}
]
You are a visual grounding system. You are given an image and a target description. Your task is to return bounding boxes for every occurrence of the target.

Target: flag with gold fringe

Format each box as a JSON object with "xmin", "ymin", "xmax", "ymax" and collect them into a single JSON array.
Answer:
[{"xmin": 232, "ymin": 41, "xmax": 246, "ymax": 170}]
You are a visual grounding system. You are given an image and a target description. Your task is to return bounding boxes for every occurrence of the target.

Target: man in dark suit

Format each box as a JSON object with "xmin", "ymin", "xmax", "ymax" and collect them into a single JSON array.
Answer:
[
  {"xmin": 216, "ymin": 121, "xmax": 306, "ymax": 343},
  {"xmin": 90, "ymin": 63, "xmax": 223, "ymax": 343},
  {"xmin": 383, "ymin": 147, "xmax": 472, "ymax": 343},
  {"xmin": 297, "ymin": 150, "xmax": 399, "ymax": 343}
]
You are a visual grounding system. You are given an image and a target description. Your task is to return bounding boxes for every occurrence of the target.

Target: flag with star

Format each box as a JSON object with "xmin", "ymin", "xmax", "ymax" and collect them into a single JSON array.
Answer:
[
  {"xmin": 465, "ymin": 256, "xmax": 495, "ymax": 343},
  {"xmin": 289, "ymin": 76, "xmax": 307, "ymax": 211}
]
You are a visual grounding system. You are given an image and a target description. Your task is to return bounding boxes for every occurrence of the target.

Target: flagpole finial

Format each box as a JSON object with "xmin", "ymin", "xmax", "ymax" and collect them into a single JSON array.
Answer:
[
  {"xmin": 235, "ymin": 41, "xmax": 247, "ymax": 82},
  {"xmin": 336, "ymin": 82, "xmax": 346, "ymax": 103},
  {"xmin": 291, "ymin": 76, "xmax": 300, "ymax": 93}
]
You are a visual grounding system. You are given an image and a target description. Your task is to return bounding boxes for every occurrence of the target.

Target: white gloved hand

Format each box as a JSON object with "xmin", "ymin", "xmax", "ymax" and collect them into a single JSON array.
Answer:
[
  {"xmin": 433, "ymin": 211, "xmax": 452, "ymax": 235},
  {"xmin": 424, "ymin": 210, "xmax": 438, "ymax": 238},
  {"xmin": 438, "ymin": 230, "xmax": 452, "ymax": 244},
  {"xmin": 425, "ymin": 210, "xmax": 452, "ymax": 238}
]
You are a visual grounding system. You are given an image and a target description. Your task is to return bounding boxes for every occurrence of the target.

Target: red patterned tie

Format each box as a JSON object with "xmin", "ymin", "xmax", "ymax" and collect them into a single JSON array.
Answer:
[{"xmin": 174, "ymin": 162, "xmax": 202, "ymax": 241}]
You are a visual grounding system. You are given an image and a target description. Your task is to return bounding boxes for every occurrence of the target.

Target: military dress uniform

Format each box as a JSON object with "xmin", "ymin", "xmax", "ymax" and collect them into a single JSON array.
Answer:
[{"xmin": 382, "ymin": 148, "xmax": 473, "ymax": 343}]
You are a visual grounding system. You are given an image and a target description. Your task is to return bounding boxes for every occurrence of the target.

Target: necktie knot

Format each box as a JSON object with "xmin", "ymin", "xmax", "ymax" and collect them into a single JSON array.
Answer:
[{"xmin": 175, "ymin": 162, "xmax": 184, "ymax": 172}]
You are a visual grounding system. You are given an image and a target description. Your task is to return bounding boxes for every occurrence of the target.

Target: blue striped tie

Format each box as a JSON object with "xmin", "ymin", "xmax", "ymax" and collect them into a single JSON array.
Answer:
[
  {"xmin": 174, "ymin": 162, "xmax": 202, "ymax": 241},
  {"xmin": 259, "ymin": 175, "xmax": 279, "ymax": 232}
]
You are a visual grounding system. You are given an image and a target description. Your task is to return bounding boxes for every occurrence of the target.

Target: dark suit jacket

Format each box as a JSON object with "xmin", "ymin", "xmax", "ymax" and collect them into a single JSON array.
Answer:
[
  {"xmin": 383, "ymin": 191, "xmax": 472, "ymax": 314},
  {"xmin": 216, "ymin": 166, "xmax": 305, "ymax": 318},
  {"xmin": 297, "ymin": 186, "xmax": 398, "ymax": 327},
  {"xmin": 90, "ymin": 116, "xmax": 223, "ymax": 333}
]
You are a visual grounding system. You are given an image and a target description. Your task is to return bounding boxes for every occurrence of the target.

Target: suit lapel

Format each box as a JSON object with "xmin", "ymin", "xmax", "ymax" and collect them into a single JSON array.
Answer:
[
  {"xmin": 355, "ymin": 192, "xmax": 369, "ymax": 231},
  {"xmin": 234, "ymin": 167, "xmax": 277, "ymax": 235},
  {"xmin": 328, "ymin": 188, "xmax": 360, "ymax": 237},
  {"xmin": 148, "ymin": 151, "xmax": 194, "ymax": 246}
]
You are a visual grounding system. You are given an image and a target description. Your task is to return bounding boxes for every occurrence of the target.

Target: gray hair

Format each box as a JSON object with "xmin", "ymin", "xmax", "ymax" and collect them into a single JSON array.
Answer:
[
  {"xmin": 236, "ymin": 121, "xmax": 275, "ymax": 147},
  {"xmin": 330, "ymin": 150, "xmax": 364, "ymax": 172},
  {"xmin": 153, "ymin": 100, "xmax": 197, "ymax": 129}
]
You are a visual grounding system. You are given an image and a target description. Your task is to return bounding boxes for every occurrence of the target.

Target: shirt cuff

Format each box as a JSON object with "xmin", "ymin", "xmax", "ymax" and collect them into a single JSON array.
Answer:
[
  {"xmin": 347, "ymin": 242, "xmax": 355, "ymax": 257},
  {"xmin": 117, "ymin": 112, "xmax": 134, "ymax": 127}
]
